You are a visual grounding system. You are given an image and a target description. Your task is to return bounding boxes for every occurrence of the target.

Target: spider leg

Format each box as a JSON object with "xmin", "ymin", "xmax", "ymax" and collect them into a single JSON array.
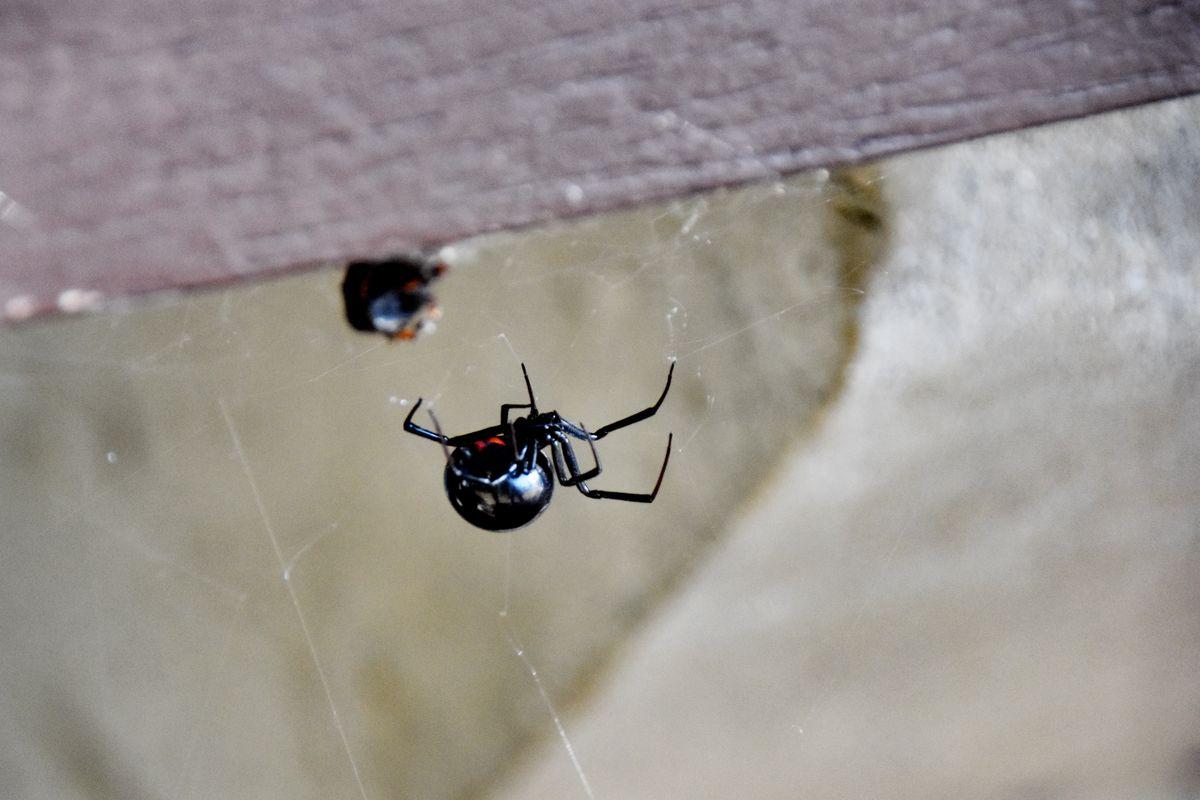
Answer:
[
  {"xmin": 574, "ymin": 433, "xmax": 672, "ymax": 503},
  {"xmin": 522, "ymin": 362, "xmax": 538, "ymax": 413},
  {"xmin": 551, "ymin": 430, "xmax": 602, "ymax": 486},
  {"xmin": 404, "ymin": 400, "xmax": 510, "ymax": 448},
  {"xmin": 549, "ymin": 441, "xmax": 569, "ymax": 485},
  {"xmin": 403, "ymin": 399, "xmax": 448, "ymax": 444},
  {"xmin": 589, "ymin": 361, "xmax": 675, "ymax": 440},
  {"xmin": 500, "ymin": 362, "xmax": 539, "ymax": 424},
  {"xmin": 426, "ymin": 407, "xmax": 453, "ymax": 462},
  {"xmin": 555, "ymin": 417, "xmax": 592, "ymax": 441},
  {"xmin": 500, "ymin": 403, "xmax": 533, "ymax": 425},
  {"xmin": 508, "ymin": 419, "xmax": 522, "ymax": 464},
  {"xmin": 516, "ymin": 423, "xmax": 542, "ymax": 473}
]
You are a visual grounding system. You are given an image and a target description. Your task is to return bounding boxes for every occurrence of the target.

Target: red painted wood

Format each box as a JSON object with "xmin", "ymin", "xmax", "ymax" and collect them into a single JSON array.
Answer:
[{"xmin": 1, "ymin": 0, "xmax": 1197, "ymax": 320}]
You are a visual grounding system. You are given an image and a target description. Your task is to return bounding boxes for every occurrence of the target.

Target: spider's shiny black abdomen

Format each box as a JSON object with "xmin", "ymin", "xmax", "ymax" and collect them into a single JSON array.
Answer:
[{"xmin": 443, "ymin": 439, "xmax": 554, "ymax": 531}]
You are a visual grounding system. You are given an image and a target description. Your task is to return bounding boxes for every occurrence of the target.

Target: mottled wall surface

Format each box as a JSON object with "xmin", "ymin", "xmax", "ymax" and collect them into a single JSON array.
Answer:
[{"xmin": 2, "ymin": 0, "xmax": 1198, "ymax": 319}]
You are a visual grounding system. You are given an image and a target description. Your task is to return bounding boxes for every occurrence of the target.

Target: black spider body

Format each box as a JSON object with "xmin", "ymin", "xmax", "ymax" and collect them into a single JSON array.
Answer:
[
  {"xmin": 405, "ymin": 363, "xmax": 675, "ymax": 531},
  {"xmin": 443, "ymin": 430, "xmax": 556, "ymax": 530}
]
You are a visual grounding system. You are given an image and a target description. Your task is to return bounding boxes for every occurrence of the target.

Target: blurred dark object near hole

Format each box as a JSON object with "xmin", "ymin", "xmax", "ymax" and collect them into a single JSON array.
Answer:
[{"xmin": 341, "ymin": 255, "xmax": 447, "ymax": 341}]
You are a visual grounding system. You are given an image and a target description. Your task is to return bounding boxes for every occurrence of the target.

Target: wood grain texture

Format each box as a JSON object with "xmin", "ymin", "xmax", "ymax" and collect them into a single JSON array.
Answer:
[{"xmin": 1, "ymin": 0, "xmax": 1198, "ymax": 319}]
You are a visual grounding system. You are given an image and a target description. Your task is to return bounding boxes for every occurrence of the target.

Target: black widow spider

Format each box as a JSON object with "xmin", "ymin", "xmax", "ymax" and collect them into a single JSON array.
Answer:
[{"xmin": 404, "ymin": 362, "xmax": 675, "ymax": 531}]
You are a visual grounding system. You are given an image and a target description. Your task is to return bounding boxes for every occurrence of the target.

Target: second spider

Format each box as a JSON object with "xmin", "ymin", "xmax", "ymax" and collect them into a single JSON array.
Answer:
[{"xmin": 405, "ymin": 362, "xmax": 675, "ymax": 531}]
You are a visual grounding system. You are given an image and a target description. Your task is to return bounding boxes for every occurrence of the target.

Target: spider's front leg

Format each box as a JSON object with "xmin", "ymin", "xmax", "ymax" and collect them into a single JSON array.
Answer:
[{"xmin": 589, "ymin": 361, "xmax": 675, "ymax": 440}]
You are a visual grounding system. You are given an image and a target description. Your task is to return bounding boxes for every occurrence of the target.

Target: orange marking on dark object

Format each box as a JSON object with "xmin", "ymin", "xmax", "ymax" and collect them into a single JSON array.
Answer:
[
  {"xmin": 473, "ymin": 435, "xmax": 507, "ymax": 452},
  {"xmin": 341, "ymin": 254, "xmax": 448, "ymax": 342}
]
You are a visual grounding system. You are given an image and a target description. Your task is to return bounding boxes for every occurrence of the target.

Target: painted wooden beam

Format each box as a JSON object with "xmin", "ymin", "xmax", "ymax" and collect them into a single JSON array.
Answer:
[{"xmin": 1, "ymin": 0, "xmax": 1197, "ymax": 320}]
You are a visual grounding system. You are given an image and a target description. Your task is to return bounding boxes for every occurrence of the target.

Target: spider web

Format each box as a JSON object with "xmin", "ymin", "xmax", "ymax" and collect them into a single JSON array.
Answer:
[{"xmin": 0, "ymin": 145, "xmax": 881, "ymax": 799}]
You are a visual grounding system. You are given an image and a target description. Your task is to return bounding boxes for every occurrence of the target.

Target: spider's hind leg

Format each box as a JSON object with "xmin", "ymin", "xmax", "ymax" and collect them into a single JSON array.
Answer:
[{"xmin": 574, "ymin": 433, "xmax": 673, "ymax": 503}]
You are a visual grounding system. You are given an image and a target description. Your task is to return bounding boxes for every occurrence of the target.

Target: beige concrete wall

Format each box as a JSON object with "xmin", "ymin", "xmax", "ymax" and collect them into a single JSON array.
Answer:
[
  {"xmin": 496, "ymin": 96, "xmax": 1200, "ymax": 799},
  {"xmin": 0, "ymin": 168, "xmax": 869, "ymax": 798}
]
